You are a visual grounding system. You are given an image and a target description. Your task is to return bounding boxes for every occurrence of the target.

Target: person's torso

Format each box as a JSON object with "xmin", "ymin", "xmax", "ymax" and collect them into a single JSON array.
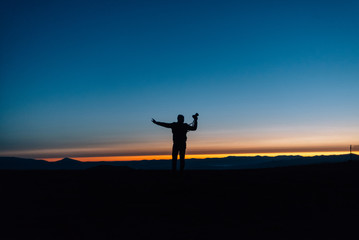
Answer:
[{"xmin": 171, "ymin": 122, "xmax": 189, "ymax": 143}]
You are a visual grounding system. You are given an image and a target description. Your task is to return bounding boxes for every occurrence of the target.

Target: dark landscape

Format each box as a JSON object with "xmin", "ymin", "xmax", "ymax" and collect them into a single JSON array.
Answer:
[
  {"xmin": 1, "ymin": 155, "xmax": 359, "ymax": 240},
  {"xmin": 0, "ymin": 154, "xmax": 356, "ymax": 170}
]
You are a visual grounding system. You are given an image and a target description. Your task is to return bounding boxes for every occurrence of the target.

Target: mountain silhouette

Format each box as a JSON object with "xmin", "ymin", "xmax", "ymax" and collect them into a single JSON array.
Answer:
[
  {"xmin": 0, "ymin": 154, "xmax": 357, "ymax": 170},
  {"xmin": 51, "ymin": 157, "xmax": 84, "ymax": 169},
  {"xmin": 0, "ymin": 157, "xmax": 50, "ymax": 169},
  {"xmin": 56, "ymin": 157, "xmax": 81, "ymax": 163}
]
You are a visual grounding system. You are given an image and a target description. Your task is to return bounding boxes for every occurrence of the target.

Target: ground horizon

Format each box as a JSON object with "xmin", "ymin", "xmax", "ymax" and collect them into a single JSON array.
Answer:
[{"xmin": 34, "ymin": 150, "xmax": 356, "ymax": 162}]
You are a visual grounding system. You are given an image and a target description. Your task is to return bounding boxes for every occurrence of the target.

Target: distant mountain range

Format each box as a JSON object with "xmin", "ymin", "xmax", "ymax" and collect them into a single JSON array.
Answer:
[{"xmin": 0, "ymin": 154, "xmax": 357, "ymax": 170}]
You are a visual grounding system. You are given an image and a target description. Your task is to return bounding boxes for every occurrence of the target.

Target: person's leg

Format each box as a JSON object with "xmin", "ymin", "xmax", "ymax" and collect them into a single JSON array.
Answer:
[
  {"xmin": 172, "ymin": 144, "xmax": 178, "ymax": 173},
  {"xmin": 179, "ymin": 145, "xmax": 186, "ymax": 173}
]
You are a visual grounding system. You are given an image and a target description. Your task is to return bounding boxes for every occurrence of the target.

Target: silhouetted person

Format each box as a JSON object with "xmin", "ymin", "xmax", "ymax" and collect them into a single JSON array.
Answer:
[{"xmin": 152, "ymin": 113, "xmax": 198, "ymax": 173}]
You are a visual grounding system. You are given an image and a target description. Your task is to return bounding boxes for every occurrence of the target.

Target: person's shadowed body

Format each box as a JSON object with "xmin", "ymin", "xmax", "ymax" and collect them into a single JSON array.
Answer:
[{"xmin": 152, "ymin": 114, "xmax": 198, "ymax": 173}]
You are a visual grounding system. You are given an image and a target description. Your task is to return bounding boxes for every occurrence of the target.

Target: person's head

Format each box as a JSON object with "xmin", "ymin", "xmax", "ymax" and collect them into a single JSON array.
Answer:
[{"xmin": 177, "ymin": 114, "xmax": 184, "ymax": 123}]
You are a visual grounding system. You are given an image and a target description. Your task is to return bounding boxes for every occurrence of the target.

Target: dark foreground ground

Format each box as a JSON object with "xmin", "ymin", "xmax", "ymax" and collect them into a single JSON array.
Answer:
[{"xmin": 1, "ymin": 162, "xmax": 359, "ymax": 240}]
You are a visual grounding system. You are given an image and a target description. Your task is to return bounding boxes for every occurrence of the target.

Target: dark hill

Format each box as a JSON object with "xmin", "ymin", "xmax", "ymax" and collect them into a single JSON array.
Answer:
[
  {"xmin": 51, "ymin": 157, "xmax": 84, "ymax": 169},
  {"xmin": 0, "ymin": 157, "xmax": 49, "ymax": 169},
  {"xmin": 56, "ymin": 157, "xmax": 80, "ymax": 163},
  {"xmin": 0, "ymin": 154, "xmax": 358, "ymax": 170}
]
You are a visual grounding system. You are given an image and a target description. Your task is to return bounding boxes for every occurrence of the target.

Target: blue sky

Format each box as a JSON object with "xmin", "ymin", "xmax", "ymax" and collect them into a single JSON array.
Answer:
[{"xmin": 1, "ymin": 0, "xmax": 358, "ymax": 159}]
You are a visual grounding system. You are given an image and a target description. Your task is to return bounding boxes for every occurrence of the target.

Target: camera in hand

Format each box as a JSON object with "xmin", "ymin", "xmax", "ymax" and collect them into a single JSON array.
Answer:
[{"xmin": 192, "ymin": 113, "xmax": 199, "ymax": 119}]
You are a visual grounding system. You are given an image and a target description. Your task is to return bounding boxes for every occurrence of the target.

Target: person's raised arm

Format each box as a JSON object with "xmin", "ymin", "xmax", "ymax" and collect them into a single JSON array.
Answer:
[
  {"xmin": 152, "ymin": 118, "xmax": 172, "ymax": 128},
  {"xmin": 187, "ymin": 114, "xmax": 198, "ymax": 131}
]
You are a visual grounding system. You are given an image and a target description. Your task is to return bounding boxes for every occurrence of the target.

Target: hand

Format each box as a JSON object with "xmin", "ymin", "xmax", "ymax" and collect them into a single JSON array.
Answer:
[{"xmin": 151, "ymin": 118, "xmax": 157, "ymax": 124}]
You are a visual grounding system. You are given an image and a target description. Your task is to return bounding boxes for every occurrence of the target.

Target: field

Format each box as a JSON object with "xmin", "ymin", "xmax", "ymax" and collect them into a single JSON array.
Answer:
[{"xmin": 1, "ymin": 161, "xmax": 359, "ymax": 240}]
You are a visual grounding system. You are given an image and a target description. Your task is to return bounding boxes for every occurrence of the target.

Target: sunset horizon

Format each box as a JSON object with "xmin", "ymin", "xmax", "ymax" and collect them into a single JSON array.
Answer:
[
  {"xmin": 1, "ymin": 0, "xmax": 358, "ymax": 166},
  {"xmin": 40, "ymin": 151, "xmax": 354, "ymax": 162},
  {"xmin": 2, "ymin": 142, "xmax": 357, "ymax": 161}
]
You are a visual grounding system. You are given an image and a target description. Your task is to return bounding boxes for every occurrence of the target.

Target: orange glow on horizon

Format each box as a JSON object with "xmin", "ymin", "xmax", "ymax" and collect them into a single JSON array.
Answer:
[{"xmin": 42, "ymin": 151, "xmax": 350, "ymax": 162}]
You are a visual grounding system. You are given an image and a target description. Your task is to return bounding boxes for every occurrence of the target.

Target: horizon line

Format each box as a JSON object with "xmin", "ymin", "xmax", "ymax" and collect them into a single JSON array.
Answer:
[{"xmin": 39, "ymin": 151, "xmax": 355, "ymax": 162}]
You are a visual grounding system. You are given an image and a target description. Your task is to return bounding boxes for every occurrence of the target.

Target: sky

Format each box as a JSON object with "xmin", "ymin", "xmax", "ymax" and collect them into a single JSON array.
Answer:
[{"xmin": 1, "ymin": 0, "xmax": 358, "ymax": 161}]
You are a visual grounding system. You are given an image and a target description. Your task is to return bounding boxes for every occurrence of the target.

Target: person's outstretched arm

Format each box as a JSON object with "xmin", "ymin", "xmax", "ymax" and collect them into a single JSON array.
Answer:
[{"xmin": 152, "ymin": 119, "xmax": 172, "ymax": 128}]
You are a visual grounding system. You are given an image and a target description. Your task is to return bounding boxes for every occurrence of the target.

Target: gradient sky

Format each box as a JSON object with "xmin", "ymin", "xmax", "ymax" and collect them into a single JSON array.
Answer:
[{"xmin": 1, "ymin": 0, "xmax": 358, "ymax": 160}]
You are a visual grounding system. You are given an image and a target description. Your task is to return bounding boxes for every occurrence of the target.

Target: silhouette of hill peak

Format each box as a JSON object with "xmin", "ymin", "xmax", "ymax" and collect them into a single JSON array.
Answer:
[{"xmin": 57, "ymin": 157, "xmax": 80, "ymax": 163}]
